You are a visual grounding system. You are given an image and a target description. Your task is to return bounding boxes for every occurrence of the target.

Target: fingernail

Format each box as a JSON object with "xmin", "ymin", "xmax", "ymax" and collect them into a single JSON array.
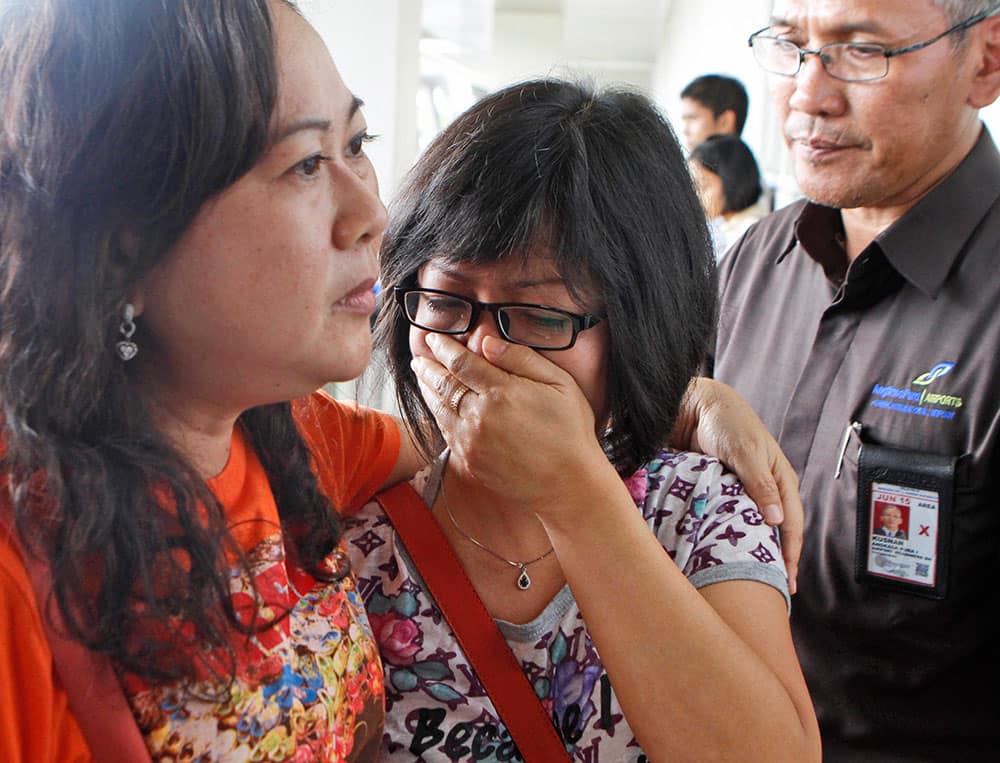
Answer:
[
  {"xmin": 410, "ymin": 357, "xmax": 424, "ymax": 374},
  {"xmin": 426, "ymin": 334, "xmax": 441, "ymax": 350},
  {"xmin": 761, "ymin": 504, "xmax": 783, "ymax": 524},
  {"xmin": 484, "ymin": 335, "xmax": 506, "ymax": 355}
]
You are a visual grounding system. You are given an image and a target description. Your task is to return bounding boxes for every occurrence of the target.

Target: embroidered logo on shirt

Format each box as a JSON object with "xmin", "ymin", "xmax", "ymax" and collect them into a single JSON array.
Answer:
[
  {"xmin": 869, "ymin": 361, "xmax": 963, "ymax": 421},
  {"xmin": 912, "ymin": 362, "xmax": 955, "ymax": 386}
]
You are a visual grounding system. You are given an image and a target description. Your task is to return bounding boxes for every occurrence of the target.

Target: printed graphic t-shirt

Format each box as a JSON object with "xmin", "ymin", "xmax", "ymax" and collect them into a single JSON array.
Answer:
[
  {"xmin": 0, "ymin": 391, "xmax": 400, "ymax": 763},
  {"xmin": 345, "ymin": 449, "xmax": 789, "ymax": 762}
]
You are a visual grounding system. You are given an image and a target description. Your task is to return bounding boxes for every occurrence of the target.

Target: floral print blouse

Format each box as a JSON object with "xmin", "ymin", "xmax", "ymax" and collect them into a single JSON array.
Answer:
[
  {"xmin": 119, "ymin": 395, "xmax": 398, "ymax": 762},
  {"xmin": 344, "ymin": 449, "xmax": 788, "ymax": 761}
]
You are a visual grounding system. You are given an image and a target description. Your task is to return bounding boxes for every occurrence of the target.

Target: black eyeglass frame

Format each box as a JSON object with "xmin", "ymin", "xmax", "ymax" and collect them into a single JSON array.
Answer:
[
  {"xmin": 393, "ymin": 286, "xmax": 605, "ymax": 351},
  {"xmin": 748, "ymin": 4, "xmax": 999, "ymax": 82}
]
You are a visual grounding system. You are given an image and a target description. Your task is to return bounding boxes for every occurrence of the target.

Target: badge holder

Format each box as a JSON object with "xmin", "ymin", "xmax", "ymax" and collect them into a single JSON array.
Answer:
[{"xmin": 855, "ymin": 443, "xmax": 955, "ymax": 600}]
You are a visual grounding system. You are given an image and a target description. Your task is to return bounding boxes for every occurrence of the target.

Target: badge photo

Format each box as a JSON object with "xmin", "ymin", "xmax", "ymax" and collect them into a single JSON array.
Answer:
[{"xmin": 855, "ymin": 443, "xmax": 955, "ymax": 600}]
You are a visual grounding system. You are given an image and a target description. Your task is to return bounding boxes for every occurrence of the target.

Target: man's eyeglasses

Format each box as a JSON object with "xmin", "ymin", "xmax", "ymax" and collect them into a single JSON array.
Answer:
[
  {"xmin": 748, "ymin": 5, "xmax": 999, "ymax": 82},
  {"xmin": 394, "ymin": 287, "xmax": 604, "ymax": 351}
]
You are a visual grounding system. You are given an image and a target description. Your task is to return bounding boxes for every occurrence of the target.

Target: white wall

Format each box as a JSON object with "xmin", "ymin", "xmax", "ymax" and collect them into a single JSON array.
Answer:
[
  {"xmin": 297, "ymin": 0, "xmax": 422, "ymax": 200},
  {"xmin": 297, "ymin": 0, "xmax": 422, "ymax": 409},
  {"xmin": 445, "ymin": 10, "xmax": 565, "ymax": 89},
  {"xmin": 982, "ymin": 102, "xmax": 1000, "ymax": 140},
  {"xmin": 437, "ymin": 9, "xmax": 658, "ymax": 93},
  {"xmin": 651, "ymin": 0, "xmax": 792, "ymax": 201}
]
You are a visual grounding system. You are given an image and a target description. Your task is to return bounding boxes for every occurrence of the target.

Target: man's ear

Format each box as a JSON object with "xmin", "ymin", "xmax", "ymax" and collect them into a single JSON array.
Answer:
[
  {"xmin": 716, "ymin": 109, "xmax": 738, "ymax": 135},
  {"xmin": 968, "ymin": 16, "xmax": 1000, "ymax": 108}
]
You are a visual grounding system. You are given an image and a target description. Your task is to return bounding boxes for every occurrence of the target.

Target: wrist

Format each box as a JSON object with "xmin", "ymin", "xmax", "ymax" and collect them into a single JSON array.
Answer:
[
  {"xmin": 536, "ymin": 457, "xmax": 636, "ymax": 538},
  {"xmin": 670, "ymin": 377, "xmax": 708, "ymax": 451}
]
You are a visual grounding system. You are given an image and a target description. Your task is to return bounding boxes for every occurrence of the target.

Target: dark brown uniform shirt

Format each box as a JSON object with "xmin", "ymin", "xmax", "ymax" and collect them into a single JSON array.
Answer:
[{"xmin": 711, "ymin": 129, "xmax": 1000, "ymax": 761}]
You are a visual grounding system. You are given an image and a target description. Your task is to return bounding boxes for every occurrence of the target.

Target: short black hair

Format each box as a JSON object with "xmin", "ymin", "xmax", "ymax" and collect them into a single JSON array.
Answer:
[
  {"xmin": 680, "ymin": 75, "xmax": 749, "ymax": 135},
  {"xmin": 690, "ymin": 134, "xmax": 762, "ymax": 214},
  {"xmin": 376, "ymin": 79, "xmax": 716, "ymax": 476}
]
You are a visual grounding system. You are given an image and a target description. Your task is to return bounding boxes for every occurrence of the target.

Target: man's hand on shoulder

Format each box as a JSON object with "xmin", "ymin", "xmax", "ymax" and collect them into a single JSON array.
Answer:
[{"xmin": 672, "ymin": 377, "xmax": 803, "ymax": 593}]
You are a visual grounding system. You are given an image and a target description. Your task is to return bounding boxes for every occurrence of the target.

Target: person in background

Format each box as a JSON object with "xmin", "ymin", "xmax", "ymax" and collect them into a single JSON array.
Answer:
[
  {"xmin": 689, "ymin": 134, "xmax": 767, "ymax": 259},
  {"xmin": 681, "ymin": 75, "xmax": 775, "ymax": 222},
  {"xmin": 679, "ymin": 73, "xmax": 749, "ymax": 152},
  {"xmin": 346, "ymin": 79, "xmax": 821, "ymax": 762},
  {"xmin": 712, "ymin": 0, "xmax": 1000, "ymax": 759}
]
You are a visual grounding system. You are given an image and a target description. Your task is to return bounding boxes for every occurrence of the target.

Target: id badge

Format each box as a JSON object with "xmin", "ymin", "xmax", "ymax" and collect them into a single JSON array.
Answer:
[{"xmin": 855, "ymin": 443, "xmax": 955, "ymax": 599}]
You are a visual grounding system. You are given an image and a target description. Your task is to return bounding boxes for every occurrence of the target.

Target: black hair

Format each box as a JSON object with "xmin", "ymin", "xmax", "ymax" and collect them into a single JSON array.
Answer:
[
  {"xmin": 690, "ymin": 134, "xmax": 763, "ymax": 215},
  {"xmin": 376, "ymin": 79, "xmax": 715, "ymax": 477},
  {"xmin": 680, "ymin": 74, "xmax": 749, "ymax": 136},
  {"xmin": 0, "ymin": 0, "xmax": 343, "ymax": 685}
]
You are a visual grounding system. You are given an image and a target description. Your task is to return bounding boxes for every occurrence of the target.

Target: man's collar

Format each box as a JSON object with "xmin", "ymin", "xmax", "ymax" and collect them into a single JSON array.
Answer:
[
  {"xmin": 877, "ymin": 128, "xmax": 1000, "ymax": 297},
  {"xmin": 775, "ymin": 203, "xmax": 845, "ymax": 283},
  {"xmin": 778, "ymin": 127, "xmax": 1000, "ymax": 297}
]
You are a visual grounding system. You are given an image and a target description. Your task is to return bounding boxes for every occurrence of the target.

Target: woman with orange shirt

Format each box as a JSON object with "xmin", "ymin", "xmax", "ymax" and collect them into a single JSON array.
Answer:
[{"xmin": 0, "ymin": 1, "xmax": 414, "ymax": 759}]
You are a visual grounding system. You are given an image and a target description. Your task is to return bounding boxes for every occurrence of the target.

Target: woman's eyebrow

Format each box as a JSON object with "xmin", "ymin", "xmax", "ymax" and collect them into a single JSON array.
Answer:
[
  {"xmin": 274, "ymin": 118, "xmax": 331, "ymax": 143},
  {"xmin": 511, "ymin": 276, "xmax": 565, "ymax": 289},
  {"xmin": 272, "ymin": 97, "xmax": 365, "ymax": 144},
  {"xmin": 428, "ymin": 265, "xmax": 564, "ymax": 290},
  {"xmin": 350, "ymin": 95, "xmax": 364, "ymax": 120}
]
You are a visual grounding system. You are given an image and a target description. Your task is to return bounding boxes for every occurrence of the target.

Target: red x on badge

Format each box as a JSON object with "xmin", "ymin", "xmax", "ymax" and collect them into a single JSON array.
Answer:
[{"xmin": 919, "ymin": 525, "xmax": 930, "ymax": 536}]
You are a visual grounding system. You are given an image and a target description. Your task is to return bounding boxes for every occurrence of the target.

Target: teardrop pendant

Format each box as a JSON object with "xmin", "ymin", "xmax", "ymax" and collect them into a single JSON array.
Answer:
[{"xmin": 516, "ymin": 565, "xmax": 532, "ymax": 590}]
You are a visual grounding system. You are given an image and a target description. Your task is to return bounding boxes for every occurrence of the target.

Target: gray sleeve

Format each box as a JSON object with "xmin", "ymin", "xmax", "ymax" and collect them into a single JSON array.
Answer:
[
  {"xmin": 643, "ymin": 453, "xmax": 791, "ymax": 615},
  {"xmin": 687, "ymin": 561, "xmax": 791, "ymax": 614}
]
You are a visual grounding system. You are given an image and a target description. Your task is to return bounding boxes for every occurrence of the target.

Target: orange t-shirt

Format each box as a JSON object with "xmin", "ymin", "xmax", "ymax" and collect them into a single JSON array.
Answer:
[{"xmin": 0, "ymin": 391, "xmax": 400, "ymax": 762}]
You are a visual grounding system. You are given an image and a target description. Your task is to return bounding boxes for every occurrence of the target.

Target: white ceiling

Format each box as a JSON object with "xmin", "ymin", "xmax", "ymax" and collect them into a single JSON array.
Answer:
[
  {"xmin": 423, "ymin": 0, "xmax": 670, "ymax": 61},
  {"xmin": 423, "ymin": 0, "xmax": 673, "ymax": 85}
]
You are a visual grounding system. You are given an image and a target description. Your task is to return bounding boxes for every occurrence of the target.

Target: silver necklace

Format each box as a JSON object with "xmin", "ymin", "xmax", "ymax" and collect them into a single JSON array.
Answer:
[{"xmin": 440, "ymin": 482, "xmax": 555, "ymax": 591}]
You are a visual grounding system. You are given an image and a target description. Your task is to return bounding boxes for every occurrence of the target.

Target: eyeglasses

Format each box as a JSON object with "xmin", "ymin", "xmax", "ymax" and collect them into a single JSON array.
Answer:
[
  {"xmin": 748, "ymin": 5, "xmax": 998, "ymax": 82},
  {"xmin": 394, "ymin": 286, "xmax": 604, "ymax": 350}
]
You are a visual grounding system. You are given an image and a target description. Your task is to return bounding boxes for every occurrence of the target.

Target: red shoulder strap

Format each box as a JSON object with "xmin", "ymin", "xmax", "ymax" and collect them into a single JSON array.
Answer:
[
  {"xmin": 0, "ymin": 520, "xmax": 151, "ymax": 762},
  {"xmin": 376, "ymin": 481, "xmax": 570, "ymax": 762}
]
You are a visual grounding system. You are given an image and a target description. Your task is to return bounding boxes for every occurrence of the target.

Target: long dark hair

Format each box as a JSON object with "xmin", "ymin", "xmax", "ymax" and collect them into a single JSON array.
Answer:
[
  {"xmin": 0, "ymin": 0, "xmax": 342, "ymax": 684},
  {"xmin": 376, "ymin": 79, "xmax": 715, "ymax": 476}
]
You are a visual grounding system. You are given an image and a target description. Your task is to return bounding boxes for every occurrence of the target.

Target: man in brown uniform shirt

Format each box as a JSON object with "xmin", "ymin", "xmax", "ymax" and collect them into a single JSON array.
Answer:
[{"xmin": 711, "ymin": 1, "xmax": 1000, "ymax": 760}]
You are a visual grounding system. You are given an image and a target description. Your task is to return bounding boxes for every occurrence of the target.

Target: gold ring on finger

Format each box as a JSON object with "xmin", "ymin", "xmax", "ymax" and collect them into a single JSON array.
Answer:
[{"xmin": 448, "ymin": 384, "xmax": 471, "ymax": 413}]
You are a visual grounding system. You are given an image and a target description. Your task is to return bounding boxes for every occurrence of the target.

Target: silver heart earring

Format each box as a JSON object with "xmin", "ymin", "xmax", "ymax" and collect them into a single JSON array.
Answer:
[{"xmin": 115, "ymin": 302, "xmax": 138, "ymax": 361}]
